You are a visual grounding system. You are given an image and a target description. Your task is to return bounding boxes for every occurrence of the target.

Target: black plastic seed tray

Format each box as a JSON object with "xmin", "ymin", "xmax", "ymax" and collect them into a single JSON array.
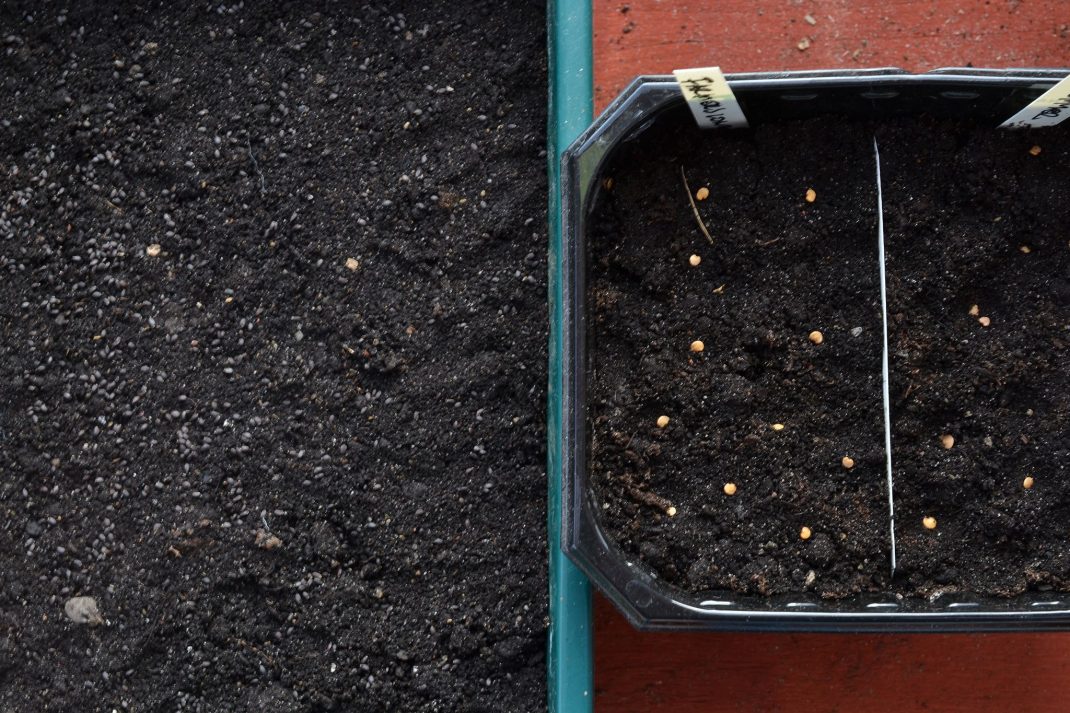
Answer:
[{"xmin": 560, "ymin": 68, "xmax": 1070, "ymax": 632}]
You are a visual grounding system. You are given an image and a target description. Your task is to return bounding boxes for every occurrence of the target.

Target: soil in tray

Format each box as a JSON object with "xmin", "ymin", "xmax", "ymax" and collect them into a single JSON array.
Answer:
[
  {"xmin": 0, "ymin": 2, "xmax": 548, "ymax": 711},
  {"xmin": 589, "ymin": 113, "xmax": 1070, "ymax": 599},
  {"xmin": 878, "ymin": 118, "xmax": 1070, "ymax": 597},
  {"xmin": 588, "ymin": 115, "xmax": 892, "ymax": 598}
]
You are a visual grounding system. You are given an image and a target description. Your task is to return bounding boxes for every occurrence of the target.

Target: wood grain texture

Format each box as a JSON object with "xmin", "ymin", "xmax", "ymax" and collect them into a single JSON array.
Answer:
[
  {"xmin": 595, "ymin": 596, "xmax": 1070, "ymax": 712},
  {"xmin": 591, "ymin": 2, "xmax": 1070, "ymax": 710},
  {"xmin": 594, "ymin": 0, "xmax": 1070, "ymax": 110}
]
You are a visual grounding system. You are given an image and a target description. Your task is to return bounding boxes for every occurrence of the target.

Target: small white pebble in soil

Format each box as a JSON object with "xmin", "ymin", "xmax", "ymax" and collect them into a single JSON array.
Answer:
[
  {"xmin": 940, "ymin": 434, "xmax": 955, "ymax": 450},
  {"xmin": 978, "ymin": 316, "xmax": 991, "ymax": 327},
  {"xmin": 666, "ymin": 506, "xmax": 678, "ymax": 517},
  {"xmin": 808, "ymin": 330, "xmax": 823, "ymax": 345},
  {"xmin": 799, "ymin": 526, "xmax": 812, "ymax": 540},
  {"xmin": 64, "ymin": 596, "xmax": 104, "ymax": 626},
  {"xmin": 969, "ymin": 304, "xmax": 980, "ymax": 316},
  {"xmin": 923, "ymin": 516, "xmax": 937, "ymax": 530},
  {"xmin": 805, "ymin": 188, "xmax": 817, "ymax": 203},
  {"xmin": 1023, "ymin": 476, "xmax": 1035, "ymax": 490},
  {"xmin": 723, "ymin": 482, "xmax": 737, "ymax": 496},
  {"xmin": 689, "ymin": 254, "xmax": 701, "ymax": 267},
  {"xmin": 656, "ymin": 415, "xmax": 670, "ymax": 429},
  {"xmin": 841, "ymin": 456, "xmax": 855, "ymax": 469},
  {"xmin": 695, "ymin": 186, "xmax": 710, "ymax": 201},
  {"xmin": 146, "ymin": 243, "xmax": 162, "ymax": 257},
  {"xmin": 345, "ymin": 257, "xmax": 360, "ymax": 271},
  {"xmin": 772, "ymin": 423, "xmax": 785, "ymax": 431},
  {"xmin": 850, "ymin": 326, "xmax": 863, "ymax": 337},
  {"xmin": 690, "ymin": 339, "xmax": 705, "ymax": 353},
  {"xmin": 1019, "ymin": 245, "xmax": 1032, "ymax": 254}
]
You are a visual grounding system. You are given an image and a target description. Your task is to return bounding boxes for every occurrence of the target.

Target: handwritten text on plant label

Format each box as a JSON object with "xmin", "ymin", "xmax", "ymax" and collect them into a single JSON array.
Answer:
[
  {"xmin": 673, "ymin": 67, "xmax": 749, "ymax": 129},
  {"xmin": 1000, "ymin": 74, "xmax": 1070, "ymax": 129}
]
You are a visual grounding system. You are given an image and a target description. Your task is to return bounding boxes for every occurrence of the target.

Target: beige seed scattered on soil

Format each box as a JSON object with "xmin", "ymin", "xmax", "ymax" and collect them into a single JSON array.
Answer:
[
  {"xmin": 656, "ymin": 415, "xmax": 670, "ymax": 429},
  {"xmin": 666, "ymin": 506, "xmax": 678, "ymax": 517},
  {"xmin": 808, "ymin": 330, "xmax": 823, "ymax": 345},
  {"xmin": 923, "ymin": 516, "xmax": 937, "ymax": 530},
  {"xmin": 978, "ymin": 316, "xmax": 991, "ymax": 327},
  {"xmin": 603, "ymin": 177, "xmax": 614, "ymax": 190},
  {"xmin": 968, "ymin": 304, "xmax": 980, "ymax": 316},
  {"xmin": 690, "ymin": 339, "xmax": 705, "ymax": 353},
  {"xmin": 842, "ymin": 456, "xmax": 855, "ymax": 469},
  {"xmin": 805, "ymin": 188, "xmax": 817, "ymax": 203},
  {"xmin": 1020, "ymin": 245, "xmax": 1032, "ymax": 254},
  {"xmin": 1024, "ymin": 476, "xmax": 1035, "ymax": 489},
  {"xmin": 345, "ymin": 257, "xmax": 360, "ymax": 271},
  {"xmin": 799, "ymin": 526, "xmax": 812, "ymax": 540},
  {"xmin": 689, "ymin": 254, "xmax": 702, "ymax": 267},
  {"xmin": 1029, "ymin": 145, "xmax": 1042, "ymax": 156},
  {"xmin": 940, "ymin": 434, "xmax": 955, "ymax": 450},
  {"xmin": 723, "ymin": 482, "xmax": 737, "ymax": 496},
  {"xmin": 146, "ymin": 243, "xmax": 161, "ymax": 257},
  {"xmin": 695, "ymin": 186, "xmax": 710, "ymax": 201},
  {"xmin": 772, "ymin": 423, "xmax": 785, "ymax": 431}
]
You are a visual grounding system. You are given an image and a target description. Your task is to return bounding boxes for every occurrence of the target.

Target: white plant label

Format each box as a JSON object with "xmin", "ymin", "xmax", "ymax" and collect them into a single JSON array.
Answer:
[
  {"xmin": 1000, "ymin": 74, "xmax": 1070, "ymax": 129},
  {"xmin": 673, "ymin": 66, "xmax": 749, "ymax": 129}
]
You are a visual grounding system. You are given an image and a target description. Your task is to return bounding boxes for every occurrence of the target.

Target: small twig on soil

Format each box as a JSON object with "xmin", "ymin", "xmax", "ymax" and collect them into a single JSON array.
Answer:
[
  {"xmin": 757, "ymin": 237, "xmax": 781, "ymax": 247},
  {"xmin": 247, "ymin": 137, "xmax": 267, "ymax": 195},
  {"xmin": 680, "ymin": 166, "xmax": 714, "ymax": 244},
  {"xmin": 621, "ymin": 472, "xmax": 674, "ymax": 515}
]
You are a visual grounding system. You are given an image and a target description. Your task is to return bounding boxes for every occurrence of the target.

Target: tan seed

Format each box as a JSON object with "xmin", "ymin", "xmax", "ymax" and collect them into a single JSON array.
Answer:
[
  {"xmin": 968, "ymin": 304, "xmax": 980, "ymax": 316},
  {"xmin": 772, "ymin": 423, "xmax": 785, "ymax": 431},
  {"xmin": 1029, "ymin": 145, "xmax": 1042, "ymax": 156},
  {"xmin": 689, "ymin": 254, "xmax": 702, "ymax": 267},
  {"xmin": 841, "ymin": 456, "xmax": 855, "ymax": 469},
  {"xmin": 1019, "ymin": 245, "xmax": 1032, "ymax": 254},
  {"xmin": 923, "ymin": 516, "xmax": 937, "ymax": 530},
  {"xmin": 690, "ymin": 340, "xmax": 705, "ymax": 353},
  {"xmin": 805, "ymin": 188, "xmax": 817, "ymax": 203},
  {"xmin": 656, "ymin": 415, "xmax": 670, "ymax": 429},
  {"xmin": 602, "ymin": 177, "xmax": 614, "ymax": 190},
  {"xmin": 695, "ymin": 186, "xmax": 710, "ymax": 201},
  {"xmin": 799, "ymin": 526, "xmax": 812, "ymax": 540},
  {"xmin": 666, "ymin": 506, "xmax": 678, "ymax": 517},
  {"xmin": 808, "ymin": 330, "xmax": 824, "ymax": 345},
  {"xmin": 723, "ymin": 482, "xmax": 737, "ymax": 496},
  {"xmin": 1023, "ymin": 476, "xmax": 1035, "ymax": 490},
  {"xmin": 345, "ymin": 257, "xmax": 360, "ymax": 271},
  {"xmin": 978, "ymin": 316, "xmax": 991, "ymax": 327},
  {"xmin": 940, "ymin": 434, "xmax": 955, "ymax": 450},
  {"xmin": 146, "ymin": 243, "xmax": 162, "ymax": 257}
]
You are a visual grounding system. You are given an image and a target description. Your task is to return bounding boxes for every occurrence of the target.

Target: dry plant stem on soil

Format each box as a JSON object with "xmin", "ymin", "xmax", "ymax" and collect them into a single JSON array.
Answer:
[{"xmin": 680, "ymin": 166, "xmax": 714, "ymax": 244}]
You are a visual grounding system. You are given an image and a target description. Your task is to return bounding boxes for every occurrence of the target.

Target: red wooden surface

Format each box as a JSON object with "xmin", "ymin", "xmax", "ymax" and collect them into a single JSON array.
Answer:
[
  {"xmin": 591, "ymin": 1, "xmax": 1070, "ymax": 710},
  {"xmin": 596, "ymin": 596, "xmax": 1070, "ymax": 713},
  {"xmin": 594, "ymin": 1, "xmax": 1070, "ymax": 111}
]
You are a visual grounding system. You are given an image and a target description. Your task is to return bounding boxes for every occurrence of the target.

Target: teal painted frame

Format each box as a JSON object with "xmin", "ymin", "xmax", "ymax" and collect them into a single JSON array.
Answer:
[{"xmin": 547, "ymin": 1, "xmax": 593, "ymax": 712}]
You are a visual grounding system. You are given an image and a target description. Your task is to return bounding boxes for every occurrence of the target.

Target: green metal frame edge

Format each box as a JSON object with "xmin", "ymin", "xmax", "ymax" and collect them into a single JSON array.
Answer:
[{"xmin": 547, "ymin": 1, "xmax": 593, "ymax": 712}]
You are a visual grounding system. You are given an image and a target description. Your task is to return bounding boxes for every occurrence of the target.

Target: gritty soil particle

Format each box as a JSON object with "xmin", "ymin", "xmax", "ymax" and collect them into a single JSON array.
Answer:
[
  {"xmin": 589, "ymin": 110, "xmax": 1070, "ymax": 600},
  {"xmin": 0, "ymin": 2, "xmax": 548, "ymax": 711}
]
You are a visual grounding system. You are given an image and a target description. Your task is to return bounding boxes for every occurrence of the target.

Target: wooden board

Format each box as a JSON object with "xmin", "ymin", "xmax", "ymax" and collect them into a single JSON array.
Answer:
[
  {"xmin": 594, "ymin": 1, "xmax": 1070, "ymax": 111},
  {"xmin": 596, "ymin": 596, "xmax": 1070, "ymax": 712},
  {"xmin": 591, "ymin": 1, "xmax": 1070, "ymax": 710}
]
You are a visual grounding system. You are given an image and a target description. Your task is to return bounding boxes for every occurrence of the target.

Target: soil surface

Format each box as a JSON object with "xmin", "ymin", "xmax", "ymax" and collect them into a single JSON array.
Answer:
[
  {"xmin": 589, "ymin": 112, "xmax": 1070, "ymax": 599},
  {"xmin": 0, "ymin": 3, "xmax": 548, "ymax": 712},
  {"xmin": 880, "ymin": 118, "xmax": 1070, "ymax": 597}
]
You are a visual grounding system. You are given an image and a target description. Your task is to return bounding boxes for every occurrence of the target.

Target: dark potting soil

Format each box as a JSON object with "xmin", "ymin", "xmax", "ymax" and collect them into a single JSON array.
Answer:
[
  {"xmin": 589, "ymin": 113, "xmax": 1070, "ymax": 600},
  {"xmin": 0, "ymin": 3, "xmax": 549, "ymax": 712}
]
